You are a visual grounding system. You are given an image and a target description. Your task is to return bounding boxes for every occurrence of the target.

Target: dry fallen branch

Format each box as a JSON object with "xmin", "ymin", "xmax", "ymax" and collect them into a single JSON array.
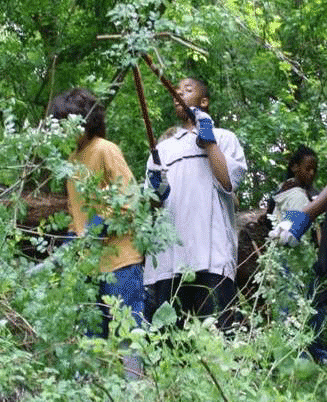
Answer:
[{"xmin": 0, "ymin": 299, "xmax": 37, "ymax": 348}]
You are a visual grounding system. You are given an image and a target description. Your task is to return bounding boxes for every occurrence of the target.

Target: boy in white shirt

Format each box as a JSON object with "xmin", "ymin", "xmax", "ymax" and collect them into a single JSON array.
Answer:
[{"xmin": 145, "ymin": 78, "xmax": 247, "ymax": 327}]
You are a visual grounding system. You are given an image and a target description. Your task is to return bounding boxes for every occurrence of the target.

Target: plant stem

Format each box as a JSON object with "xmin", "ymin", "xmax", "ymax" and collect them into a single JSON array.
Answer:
[{"xmin": 200, "ymin": 358, "xmax": 230, "ymax": 402}]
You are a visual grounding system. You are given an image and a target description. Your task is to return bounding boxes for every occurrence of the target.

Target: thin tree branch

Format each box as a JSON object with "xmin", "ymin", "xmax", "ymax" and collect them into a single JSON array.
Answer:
[
  {"xmin": 96, "ymin": 31, "xmax": 209, "ymax": 56},
  {"xmin": 44, "ymin": 54, "xmax": 58, "ymax": 119}
]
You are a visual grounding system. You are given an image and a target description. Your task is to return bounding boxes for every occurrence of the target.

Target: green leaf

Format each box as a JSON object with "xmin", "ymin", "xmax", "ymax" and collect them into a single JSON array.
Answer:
[{"xmin": 152, "ymin": 301, "xmax": 177, "ymax": 328}]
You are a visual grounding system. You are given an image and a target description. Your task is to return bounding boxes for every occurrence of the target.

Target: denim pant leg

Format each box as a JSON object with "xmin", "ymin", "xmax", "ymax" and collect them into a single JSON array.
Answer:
[{"xmin": 99, "ymin": 264, "xmax": 144, "ymax": 338}]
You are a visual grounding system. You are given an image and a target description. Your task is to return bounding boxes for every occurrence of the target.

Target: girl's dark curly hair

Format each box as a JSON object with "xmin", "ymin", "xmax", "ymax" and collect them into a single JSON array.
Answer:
[{"xmin": 50, "ymin": 88, "xmax": 105, "ymax": 151}]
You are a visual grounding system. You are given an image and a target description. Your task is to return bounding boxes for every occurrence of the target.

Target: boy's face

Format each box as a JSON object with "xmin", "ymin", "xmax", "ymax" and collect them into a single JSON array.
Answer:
[{"xmin": 174, "ymin": 78, "xmax": 208, "ymax": 121}]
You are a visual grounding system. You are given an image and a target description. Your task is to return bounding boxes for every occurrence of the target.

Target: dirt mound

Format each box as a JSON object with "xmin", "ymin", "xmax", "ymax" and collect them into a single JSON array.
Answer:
[
  {"xmin": 23, "ymin": 193, "xmax": 68, "ymax": 227},
  {"xmin": 236, "ymin": 209, "xmax": 269, "ymax": 297},
  {"xmin": 0, "ymin": 190, "xmax": 68, "ymax": 227}
]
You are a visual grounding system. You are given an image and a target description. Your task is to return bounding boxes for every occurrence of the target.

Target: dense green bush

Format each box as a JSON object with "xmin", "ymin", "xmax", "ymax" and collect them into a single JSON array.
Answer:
[
  {"xmin": 0, "ymin": 113, "xmax": 327, "ymax": 401},
  {"xmin": 1, "ymin": 234, "xmax": 327, "ymax": 401}
]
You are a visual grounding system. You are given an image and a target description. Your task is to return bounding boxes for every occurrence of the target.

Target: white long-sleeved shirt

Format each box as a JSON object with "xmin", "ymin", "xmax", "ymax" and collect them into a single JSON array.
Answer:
[
  {"xmin": 272, "ymin": 187, "xmax": 310, "ymax": 222},
  {"xmin": 144, "ymin": 127, "xmax": 247, "ymax": 285}
]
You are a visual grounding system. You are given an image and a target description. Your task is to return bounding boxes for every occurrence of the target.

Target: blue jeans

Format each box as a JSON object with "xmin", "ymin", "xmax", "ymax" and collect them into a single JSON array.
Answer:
[
  {"xmin": 94, "ymin": 263, "xmax": 144, "ymax": 338},
  {"xmin": 66, "ymin": 216, "xmax": 144, "ymax": 337}
]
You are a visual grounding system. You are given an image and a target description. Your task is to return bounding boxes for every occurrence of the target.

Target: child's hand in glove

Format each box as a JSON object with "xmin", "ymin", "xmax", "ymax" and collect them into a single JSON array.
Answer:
[
  {"xmin": 269, "ymin": 210, "xmax": 312, "ymax": 246},
  {"xmin": 146, "ymin": 168, "xmax": 170, "ymax": 202},
  {"xmin": 190, "ymin": 107, "xmax": 216, "ymax": 148}
]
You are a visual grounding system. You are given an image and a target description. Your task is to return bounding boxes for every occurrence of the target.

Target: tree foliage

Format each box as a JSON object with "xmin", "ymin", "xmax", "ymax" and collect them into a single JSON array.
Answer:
[{"xmin": 2, "ymin": 0, "xmax": 327, "ymax": 203}]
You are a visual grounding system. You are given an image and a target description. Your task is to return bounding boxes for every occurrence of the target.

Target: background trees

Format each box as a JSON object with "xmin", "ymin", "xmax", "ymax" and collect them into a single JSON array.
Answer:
[{"xmin": 2, "ymin": 0, "xmax": 327, "ymax": 206}]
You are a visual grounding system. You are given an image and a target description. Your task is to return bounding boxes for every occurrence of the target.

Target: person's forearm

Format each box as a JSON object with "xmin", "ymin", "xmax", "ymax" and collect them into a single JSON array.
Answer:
[
  {"xmin": 205, "ymin": 143, "xmax": 232, "ymax": 192},
  {"xmin": 303, "ymin": 186, "xmax": 327, "ymax": 221}
]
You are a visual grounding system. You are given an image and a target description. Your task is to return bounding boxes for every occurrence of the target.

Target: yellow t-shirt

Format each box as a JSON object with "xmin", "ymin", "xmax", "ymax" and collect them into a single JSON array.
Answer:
[{"xmin": 67, "ymin": 137, "xmax": 143, "ymax": 272}]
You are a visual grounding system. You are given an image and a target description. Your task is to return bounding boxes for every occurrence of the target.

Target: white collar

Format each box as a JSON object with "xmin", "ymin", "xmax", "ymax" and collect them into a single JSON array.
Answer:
[{"xmin": 175, "ymin": 127, "xmax": 197, "ymax": 139}]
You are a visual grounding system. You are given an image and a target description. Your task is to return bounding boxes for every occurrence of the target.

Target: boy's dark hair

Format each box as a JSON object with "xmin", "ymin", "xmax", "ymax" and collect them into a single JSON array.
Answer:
[
  {"xmin": 193, "ymin": 77, "xmax": 210, "ymax": 98},
  {"xmin": 50, "ymin": 88, "xmax": 106, "ymax": 150},
  {"xmin": 286, "ymin": 144, "xmax": 317, "ymax": 179},
  {"xmin": 187, "ymin": 77, "xmax": 210, "ymax": 100}
]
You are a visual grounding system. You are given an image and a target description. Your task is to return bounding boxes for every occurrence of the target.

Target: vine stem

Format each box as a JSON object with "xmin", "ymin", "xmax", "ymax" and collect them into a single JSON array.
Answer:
[
  {"xmin": 92, "ymin": 380, "xmax": 115, "ymax": 402},
  {"xmin": 200, "ymin": 358, "xmax": 230, "ymax": 402},
  {"xmin": 237, "ymin": 242, "xmax": 267, "ymax": 270},
  {"xmin": 261, "ymin": 347, "xmax": 295, "ymax": 388}
]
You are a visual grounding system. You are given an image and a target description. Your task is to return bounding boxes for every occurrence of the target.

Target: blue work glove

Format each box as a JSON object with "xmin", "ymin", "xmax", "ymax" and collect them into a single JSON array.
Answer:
[
  {"xmin": 190, "ymin": 107, "xmax": 216, "ymax": 147},
  {"xmin": 285, "ymin": 210, "xmax": 312, "ymax": 240},
  {"xmin": 146, "ymin": 168, "xmax": 170, "ymax": 202},
  {"xmin": 269, "ymin": 210, "xmax": 312, "ymax": 246}
]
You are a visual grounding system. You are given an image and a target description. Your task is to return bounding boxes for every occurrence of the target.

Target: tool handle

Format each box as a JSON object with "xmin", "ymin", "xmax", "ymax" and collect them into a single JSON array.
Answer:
[
  {"xmin": 132, "ymin": 65, "xmax": 161, "ymax": 165},
  {"xmin": 142, "ymin": 54, "xmax": 196, "ymax": 125}
]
